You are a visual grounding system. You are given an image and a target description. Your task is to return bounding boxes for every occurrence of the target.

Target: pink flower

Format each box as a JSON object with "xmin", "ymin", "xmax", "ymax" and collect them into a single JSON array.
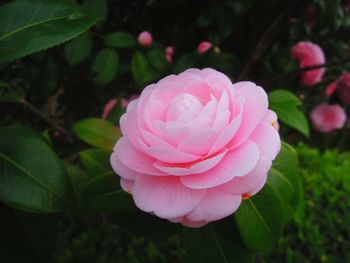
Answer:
[
  {"xmin": 197, "ymin": 41, "xmax": 212, "ymax": 54},
  {"xmin": 102, "ymin": 96, "xmax": 138, "ymax": 119},
  {"xmin": 110, "ymin": 68, "xmax": 281, "ymax": 227},
  {"xmin": 138, "ymin": 31, "xmax": 153, "ymax": 47},
  {"xmin": 336, "ymin": 73, "xmax": 350, "ymax": 104},
  {"xmin": 165, "ymin": 46, "xmax": 174, "ymax": 63},
  {"xmin": 310, "ymin": 103, "xmax": 346, "ymax": 132},
  {"xmin": 291, "ymin": 41, "xmax": 326, "ymax": 86}
]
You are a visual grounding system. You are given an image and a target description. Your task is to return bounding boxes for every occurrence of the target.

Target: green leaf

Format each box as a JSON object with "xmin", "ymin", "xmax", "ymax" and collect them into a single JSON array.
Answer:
[
  {"xmin": 173, "ymin": 53, "xmax": 197, "ymax": 74},
  {"xmin": 272, "ymin": 142, "xmax": 299, "ymax": 188},
  {"xmin": 63, "ymin": 162, "xmax": 88, "ymax": 210},
  {"xmin": 83, "ymin": 172, "xmax": 134, "ymax": 214},
  {"xmin": 235, "ymin": 182, "xmax": 286, "ymax": 254},
  {"xmin": 269, "ymin": 90, "xmax": 309, "ymax": 136},
  {"xmin": 91, "ymin": 48, "xmax": 119, "ymax": 86},
  {"xmin": 83, "ymin": 0, "xmax": 108, "ymax": 19},
  {"xmin": 106, "ymin": 99, "xmax": 125, "ymax": 124},
  {"xmin": 105, "ymin": 32, "xmax": 136, "ymax": 48},
  {"xmin": 267, "ymin": 168, "xmax": 294, "ymax": 205},
  {"xmin": 0, "ymin": 127, "xmax": 75, "ymax": 213},
  {"xmin": 183, "ymin": 219, "xmax": 254, "ymax": 263},
  {"xmin": 131, "ymin": 51, "xmax": 159, "ymax": 86},
  {"xmin": 0, "ymin": 0, "xmax": 99, "ymax": 64},
  {"xmin": 72, "ymin": 118, "xmax": 121, "ymax": 151},
  {"xmin": 268, "ymin": 89, "xmax": 302, "ymax": 107},
  {"xmin": 147, "ymin": 48, "xmax": 169, "ymax": 72},
  {"xmin": 64, "ymin": 32, "xmax": 92, "ymax": 66},
  {"xmin": 79, "ymin": 149, "xmax": 111, "ymax": 177}
]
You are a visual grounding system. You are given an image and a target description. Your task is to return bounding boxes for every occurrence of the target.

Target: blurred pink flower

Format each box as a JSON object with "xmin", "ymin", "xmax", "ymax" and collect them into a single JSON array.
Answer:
[
  {"xmin": 165, "ymin": 46, "xmax": 174, "ymax": 63},
  {"xmin": 102, "ymin": 95, "xmax": 138, "ymax": 119},
  {"xmin": 310, "ymin": 103, "xmax": 346, "ymax": 132},
  {"xmin": 336, "ymin": 73, "xmax": 350, "ymax": 104},
  {"xmin": 197, "ymin": 41, "xmax": 212, "ymax": 54},
  {"xmin": 325, "ymin": 81, "xmax": 338, "ymax": 97},
  {"xmin": 138, "ymin": 31, "xmax": 153, "ymax": 47},
  {"xmin": 110, "ymin": 68, "xmax": 281, "ymax": 227},
  {"xmin": 291, "ymin": 41, "xmax": 326, "ymax": 86}
]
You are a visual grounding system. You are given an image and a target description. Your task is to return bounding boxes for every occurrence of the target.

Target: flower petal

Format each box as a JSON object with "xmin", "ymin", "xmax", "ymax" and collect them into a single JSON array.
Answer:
[
  {"xmin": 115, "ymin": 137, "xmax": 164, "ymax": 175},
  {"xmin": 133, "ymin": 175, "xmax": 205, "ymax": 219},
  {"xmin": 186, "ymin": 189, "xmax": 242, "ymax": 222},
  {"xmin": 181, "ymin": 140, "xmax": 259, "ymax": 189}
]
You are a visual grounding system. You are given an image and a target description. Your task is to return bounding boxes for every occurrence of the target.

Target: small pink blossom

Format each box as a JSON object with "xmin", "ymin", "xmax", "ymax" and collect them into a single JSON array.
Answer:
[
  {"xmin": 291, "ymin": 41, "xmax": 326, "ymax": 86},
  {"xmin": 102, "ymin": 96, "xmax": 138, "ymax": 119},
  {"xmin": 110, "ymin": 68, "xmax": 281, "ymax": 227},
  {"xmin": 310, "ymin": 103, "xmax": 346, "ymax": 132},
  {"xmin": 197, "ymin": 41, "xmax": 212, "ymax": 54},
  {"xmin": 165, "ymin": 46, "xmax": 174, "ymax": 63},
  {"xmin": 138, "ymin": 31, "xmax": 153, "ymax": 47}
]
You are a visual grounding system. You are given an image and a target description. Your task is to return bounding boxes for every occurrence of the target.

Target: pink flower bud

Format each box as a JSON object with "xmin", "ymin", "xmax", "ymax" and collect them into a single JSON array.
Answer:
[
  {"xmin": 197, "ymin": 41, "xmax": 212, "ymax": 54},
  {"xmin": 291, "ymin": 41, "xmax": 325, "ymax": 86},
  {"xmin": 102, "ymin": 96, "xmax": 139, "ymax": 119},
  {"xmin": 310, "ymin": 103, "xmax": 346, "ymax": 132},
  {"xmin": 138, "ymin": 31, "xmax": 153, "ymax": 47},
  {"xmin": 165, "ymin": 46, "xmax": 174, "ymax": 63},
  {"xmin": 324, "ymin": 81, "xmax": 338, "ymax": 97}
]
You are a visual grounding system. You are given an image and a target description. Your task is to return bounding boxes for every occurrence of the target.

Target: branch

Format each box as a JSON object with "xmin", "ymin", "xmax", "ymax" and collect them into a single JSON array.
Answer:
[
  {"xmin": 259, "ymin": 56, "xmax": 350, "ymax": 85},
  {"xmin": 237, "ymin": 0, "xmax": 303, "ymax": 81},
  {"xmin": 8, "ymin": 84, "xmax": 74, "ymax": 141}
]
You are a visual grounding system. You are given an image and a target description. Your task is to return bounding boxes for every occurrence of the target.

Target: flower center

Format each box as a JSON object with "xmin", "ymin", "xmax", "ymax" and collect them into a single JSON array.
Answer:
[{"xmin": 166, "ymin": 93, "xmax": 203, "ymax": 123}]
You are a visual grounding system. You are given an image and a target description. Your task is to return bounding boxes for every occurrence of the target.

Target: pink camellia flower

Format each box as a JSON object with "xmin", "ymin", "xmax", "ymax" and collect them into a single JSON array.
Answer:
[
  {"xmin": 102, "ymin": 96, "xmax": 138, "ymax": 119},
  {"xmin": 197, "ymin": 41, "xmax": 212, "ymax": 54},
  {"xmin": 138, "ymin": 31, "xmax": 153, "ymax": 47},
  {"xmin": 336, "ymin": 73, "xmax": 350, "ymax": 104},
  {"xmin": 291, "ymin": 41, "xmax": 326, "ymax": 86},
  {"xmin": 110, "ymin": 68, "xmax": 281, "ymax": 227},
  {"xmin": 310, "ymin": 103, "xmax": 346, "ymax": 132},
  {"xmin": 165, "ymin": 46, "xmax": 174, "ymax": 63}
]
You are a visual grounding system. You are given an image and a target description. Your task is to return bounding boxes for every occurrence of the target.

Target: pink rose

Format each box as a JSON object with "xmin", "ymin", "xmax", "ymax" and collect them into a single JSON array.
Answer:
[
  {"xmin": 165, "ymin": 46, "xmax": 174, "ymax": 63},
  {"xmin": 336, "ymin": 73, "xmax": 350, "ymax": 104},
  {"xmin": 102, "ymin": 96, "xmax": 138, "ymax": 119},
  {"xmin": 310, "ymin": 103, "xmax": 346, "ymax": 132},
  {"xmin": 197, "ymin": 41, "xmax": 212, "ymax": 54},
  {"xmin": 138, "ymin": 31, "xmax": 153, "ymax": 47},
  {"xmin": 110, "ymin": 68, "xmax": 281, "ymax": 227},
  {"xmin": 291, "ymin": 41, "xmax": 326, "ymax": 86}
]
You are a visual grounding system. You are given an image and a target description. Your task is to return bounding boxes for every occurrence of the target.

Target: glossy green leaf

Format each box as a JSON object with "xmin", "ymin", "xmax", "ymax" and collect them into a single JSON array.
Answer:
[
  {"xmin": 131, "ymin": 51, "xmax": 159, "ymax": 86},
  {"xmin": 79, "ymin": 148, "xmax": 111, "ymax": 177},
  {"xmin": 272, "ymin": 142, "xmax": 299, "ymax": 188},
  {"xmin": 72, "ymin": 118, "xmax": 121, "ymax": 150},
  {"xmin": 83, "ymin": 172, "xmax": 134, "ymax": 214},
  {"xmin": 64, "ymin": 32, "xmax": 92, "ymax": 66},
  {"xmin": 0, "ymin": 0, "xmax": 99, "ymax": 64},
  {"xmin": 268, "ymin": 168, "xmax": 294, "ymax": 205},
  {"xmin": 83, "ymin": 0, "xmax": 108, "ymax": 19},
  {"xmin": 183, "ymin": 219, "xmax": 254, "ymax": 263},
  {"xmin": 0, "ymin": 127, "xmax": 75, "ymax": 212},
  {"xmin": 147, "ymin": 48, "xmax": 169, "ymax": 72},
  {"xmin": 173, "ymin": 53, "xmax": 197, "ymax": 74},
  {"xmin": 105, "ymin": 32, "xmax": 136, "ymax": 48},
  {"xmin": 106, "ymin": 99, "xmax": 125, "ymax": 124},
  {"xmin": 235, "ymin": 183, "xmax": 286, "ymax": 254},
  {"xmin": 63, "ymin": 162, "xmax": 88, "ymax": 209},
  {"xmin": 269, "ymin": 90, "xmax": 309, "ymax": 136},
  {"xmin": 91, "ymin": 48, "xmax": 119, "ymax": 86},
  {"xmin": 268, "ymin": 89, "xmax": 302, "ymax": 107}
]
